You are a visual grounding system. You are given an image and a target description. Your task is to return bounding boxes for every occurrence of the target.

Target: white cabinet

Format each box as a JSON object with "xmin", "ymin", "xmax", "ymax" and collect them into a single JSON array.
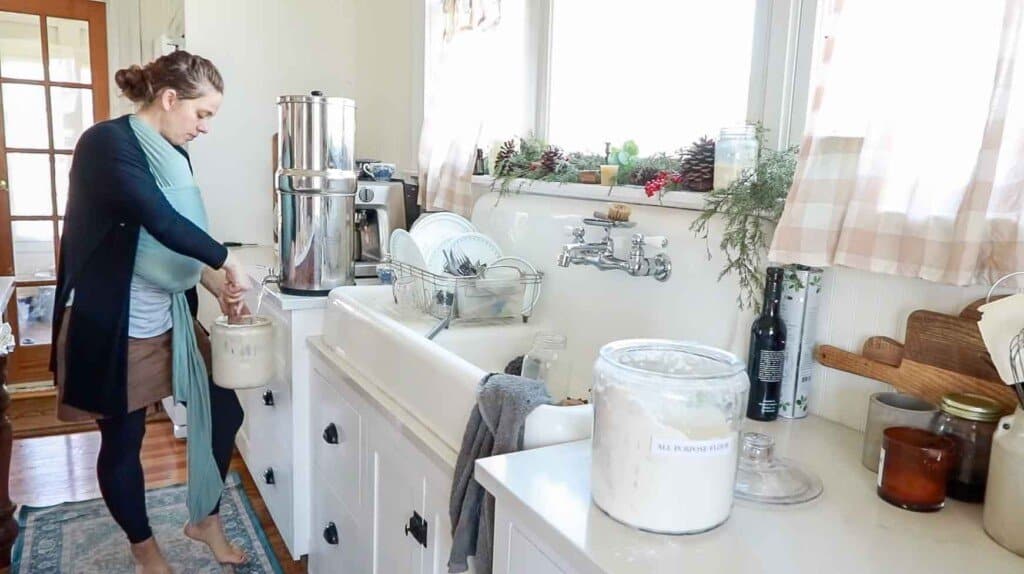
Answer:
[
  {"xmin": 373, "ymin": 449, "xmax": 426, "ymax": 573},
  {"xmin": 308, "ymin": 342, "xmax": 464, "ymax": 574},
  {"xmin": 200, "ymin": 276, "xmax": 326, "ymax": 561}
]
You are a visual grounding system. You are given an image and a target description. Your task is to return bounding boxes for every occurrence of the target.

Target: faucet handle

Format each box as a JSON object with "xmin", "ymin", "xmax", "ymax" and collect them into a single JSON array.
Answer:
[
  {"xmin": 565, "ymin": 225, "xmax": 586, "ymax": 242},
  {"xmin": 631, "ymin": 234, "xmax": 668, "ymax": 250}
]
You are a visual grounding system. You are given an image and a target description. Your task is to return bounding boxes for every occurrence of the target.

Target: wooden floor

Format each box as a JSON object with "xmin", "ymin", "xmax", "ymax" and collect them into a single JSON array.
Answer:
[
  {"xmin": 9, "ymin": 421, "xmax": 307, "ymax": 573},
  {"xmin": 8, "ymin": 394, "xmax": 120, "ymax": 439}
]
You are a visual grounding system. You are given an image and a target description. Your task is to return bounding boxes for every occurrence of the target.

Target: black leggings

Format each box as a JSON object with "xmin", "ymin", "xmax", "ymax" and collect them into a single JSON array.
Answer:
[{"xmin": 96, "ymin": 380, "xmax": 244, "ymax": 544}]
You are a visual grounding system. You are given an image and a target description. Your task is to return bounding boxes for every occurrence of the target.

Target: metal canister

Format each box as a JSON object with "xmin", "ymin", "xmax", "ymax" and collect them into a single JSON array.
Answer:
[{"xmin": 276, "ymin": 92, "xmax": 357, "ymax": 294}]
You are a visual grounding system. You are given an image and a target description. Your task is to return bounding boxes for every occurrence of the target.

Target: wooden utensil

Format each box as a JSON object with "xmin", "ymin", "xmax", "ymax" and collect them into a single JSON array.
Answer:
[
  {"xmin": 959, "ymin": 295, "xmax": 1009, "ymax": 322},
  {"xmin": 815, "ymin": 345, "xmax": 1019, "ymax": 412},
  {"xmin": 862, "ymin": 336, "xmax": 904, "ymax": 367},
  {"xmin": 903, "ymin": 310, "xmax": 1002, "ymax": 382}
]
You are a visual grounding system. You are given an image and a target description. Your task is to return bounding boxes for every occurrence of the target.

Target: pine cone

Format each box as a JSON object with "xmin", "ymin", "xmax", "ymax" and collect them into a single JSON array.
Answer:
[
  {"xmin": 494, "ymin": 139, "xmax": 517, "ymax": 175},
  {"xmin": 678, "ymin": 136, "xmax": 716, "ymax": 192},
  {"xmin": 539, "ymin": 146, "xmax": 563, "ymax": 174},
  {"xmin": 629, "ymin": 165, "xmax": 662, "ymax": 186}
]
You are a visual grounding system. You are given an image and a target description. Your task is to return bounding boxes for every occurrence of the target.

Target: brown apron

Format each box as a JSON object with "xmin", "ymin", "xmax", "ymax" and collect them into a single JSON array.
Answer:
[{"xmin": 55, "ymin": 309, "xmax": 213, "ymax": 422}]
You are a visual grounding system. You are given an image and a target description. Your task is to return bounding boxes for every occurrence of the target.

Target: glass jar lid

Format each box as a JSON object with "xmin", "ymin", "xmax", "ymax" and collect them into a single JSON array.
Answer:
[
  {"xmin": 718, "ymin": 124, "xmax": 756, "ymax": 138},
  {"xmin": 733, "ymin": 432, "xmax": 823, "ymax": 505},
  {"xmin": 597, "ymin": 339, "xmax": 746, "ymax": 389},
  {"xmin": 939, "ymin": 393, "xmax": 1005, "ymax": 422}
]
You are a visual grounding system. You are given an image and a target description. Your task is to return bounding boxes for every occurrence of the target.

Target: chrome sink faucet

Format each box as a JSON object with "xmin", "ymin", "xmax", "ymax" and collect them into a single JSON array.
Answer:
[{"xmin": 557, "ymin": 218, "xmax": 672, "ymax": 281}]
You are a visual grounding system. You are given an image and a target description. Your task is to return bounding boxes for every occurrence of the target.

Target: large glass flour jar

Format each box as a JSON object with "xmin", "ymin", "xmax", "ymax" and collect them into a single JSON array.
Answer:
[{"xmin": 590, "ymin": 340, "xmax": 749, "ymax": 534}]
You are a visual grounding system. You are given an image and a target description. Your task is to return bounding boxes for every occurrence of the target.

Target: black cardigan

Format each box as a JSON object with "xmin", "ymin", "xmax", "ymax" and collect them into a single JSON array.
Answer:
[{"xmin": 50, "ymin": 115, "xmax": 228, "ymax": 417}]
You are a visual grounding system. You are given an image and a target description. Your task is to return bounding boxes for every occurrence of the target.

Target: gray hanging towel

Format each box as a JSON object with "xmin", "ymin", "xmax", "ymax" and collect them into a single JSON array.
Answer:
[{"xmin": 448, "ymin": 373, "xmax": 551, "ymax": 574}]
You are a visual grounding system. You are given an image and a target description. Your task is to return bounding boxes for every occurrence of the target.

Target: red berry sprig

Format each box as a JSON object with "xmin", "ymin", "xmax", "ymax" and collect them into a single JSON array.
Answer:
[{"xmin": 643, "ymin": 170, "xmax": 683, "ymax": 197}]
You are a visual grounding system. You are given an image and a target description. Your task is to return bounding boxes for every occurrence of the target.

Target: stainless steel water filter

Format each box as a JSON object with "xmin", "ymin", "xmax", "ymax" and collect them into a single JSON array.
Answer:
[{"xmin": 276, "ymin": 92, "xmax": 357, "ymax": 294}]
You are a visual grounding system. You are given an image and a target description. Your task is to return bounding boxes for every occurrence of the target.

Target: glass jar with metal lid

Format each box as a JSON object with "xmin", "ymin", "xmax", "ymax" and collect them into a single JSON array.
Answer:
[
  {"xmin": 930, "ymin": 392, "xmax": 1006, "ymax": 502},
  {"xmin": 590, "ymin": 340, "xmax": 749, "ymax": 534}
]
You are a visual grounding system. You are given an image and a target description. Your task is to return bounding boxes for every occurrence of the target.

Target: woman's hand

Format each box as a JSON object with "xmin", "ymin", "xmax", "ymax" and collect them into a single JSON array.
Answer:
[
  {"xmin": 221, "ymin": 252, "xmax": 253, "ymax": 292},
  {"xmin": 218, "ymin": 284, "xmax": 250, "ymax": 318},
  {"xmin": 218, "ymin": 253, "xmax": 253, "ymax": 318}
]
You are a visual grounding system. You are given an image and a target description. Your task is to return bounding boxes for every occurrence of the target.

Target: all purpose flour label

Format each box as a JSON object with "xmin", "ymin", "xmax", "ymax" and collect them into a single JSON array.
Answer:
[{"xmin": 651, "ymin": 435, "xmax": 736, "ymax": 457}]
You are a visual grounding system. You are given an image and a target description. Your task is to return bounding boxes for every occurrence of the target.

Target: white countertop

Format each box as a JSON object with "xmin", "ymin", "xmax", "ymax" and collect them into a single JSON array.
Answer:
[{"xmin": 475, "ymin": 415, "xmax": 1024, "ymax": 574}]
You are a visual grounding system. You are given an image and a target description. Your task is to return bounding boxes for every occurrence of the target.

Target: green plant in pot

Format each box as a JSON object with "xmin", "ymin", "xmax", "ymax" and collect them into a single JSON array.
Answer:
[
  {"xmin": 690, "ymin": 124, "xmax": 798, "ymax": 310},
  {"xmin": 603, "ymin": 140, "xmax": 640, "ymax": 185}
]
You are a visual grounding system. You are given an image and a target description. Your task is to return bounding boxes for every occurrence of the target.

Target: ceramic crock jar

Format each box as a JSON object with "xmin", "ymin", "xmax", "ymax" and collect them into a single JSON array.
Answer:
[
  {"xmin": 211, "ymin": 315, "xmax": 274, "ymax": 389},
  {"xmin": 983, "ymin": 407, "xmax": 1024, "ymax": 556},
  {"xmin": 590, "ymin": 339, "xmax": 749, "ymax": 534}
]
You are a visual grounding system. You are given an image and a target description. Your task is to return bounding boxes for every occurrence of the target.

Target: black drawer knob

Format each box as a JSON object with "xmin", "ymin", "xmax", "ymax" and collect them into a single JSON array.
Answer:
[
  {"xmin": 323, "ymin": 522, "xmax": 339, "ymax": 545},
  {"xmin": 263, "ymin": 468, "xmax": 275, "ymax": 485},
  {"xmin": 262, "ymin": 390, "xmax": 275, "ymax": 406},
  {"xmin": 322, "ymin": 423, "xmax": 340, "ymax": 445}
]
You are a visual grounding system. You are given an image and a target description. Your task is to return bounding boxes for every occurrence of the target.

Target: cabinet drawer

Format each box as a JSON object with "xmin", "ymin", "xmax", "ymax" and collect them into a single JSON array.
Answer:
[
  {"xmin": 247, "ymin": 445, "xmax": 294, "ymax": 551},
  {"xmin": 312, "ymin": 370, "xmax": 363, "ymax": 515},
  {"xmin": 508, "ymin": 526, "xmax": 565, "ymax": 574},
  {"xmin": 242, "ymin": 381, "xmax": 293, "ymax": 453},
  {"xmin": 309, "ymin": 483, "xmax": 370, "ymax": 574}
]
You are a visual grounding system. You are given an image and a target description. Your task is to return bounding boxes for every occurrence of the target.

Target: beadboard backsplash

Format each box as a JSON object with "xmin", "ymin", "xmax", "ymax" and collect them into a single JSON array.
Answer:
[{"xmin": 470, "ymin": 187, "xmax": 992, "ymax": 432}]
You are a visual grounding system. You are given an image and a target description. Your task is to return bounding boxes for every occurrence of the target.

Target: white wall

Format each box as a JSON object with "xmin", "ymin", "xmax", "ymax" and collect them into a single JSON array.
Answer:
[
  {"xmin": 352, "ymin": 0, "xmax": 424, "ymax": 178},
  {"xmin": 103, "ymin": 0, "xmax": 184, "ymax": 117},
  {"xmin": 183, "ymin": 0, "xmax": 357, "ymax": 245},
  {"xmin": 474, "ymin": 187, "xmax": 995, "ymax": 434}
]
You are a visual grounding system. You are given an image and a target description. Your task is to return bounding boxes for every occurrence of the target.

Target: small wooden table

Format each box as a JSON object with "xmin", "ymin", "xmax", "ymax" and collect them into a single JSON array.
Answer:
[{"xmin": 0, "ymin": 276, "xmax": 18, "ymax": 568}]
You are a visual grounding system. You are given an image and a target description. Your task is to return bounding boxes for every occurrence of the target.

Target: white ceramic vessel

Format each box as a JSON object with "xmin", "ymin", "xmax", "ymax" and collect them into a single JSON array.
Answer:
[{"xmin": 211, "ymin": 315, "xmax": 274, "ymax": 389}]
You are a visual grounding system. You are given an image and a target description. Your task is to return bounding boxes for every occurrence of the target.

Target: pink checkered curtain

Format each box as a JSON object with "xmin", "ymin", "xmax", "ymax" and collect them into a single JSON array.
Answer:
[
  {"xmin": 769, "ymin": 0, "xmax": 1024, "ymax": 285},
  {"xmin": 418, "ymin": 0, "xmax": 501, "ymax": 216}
]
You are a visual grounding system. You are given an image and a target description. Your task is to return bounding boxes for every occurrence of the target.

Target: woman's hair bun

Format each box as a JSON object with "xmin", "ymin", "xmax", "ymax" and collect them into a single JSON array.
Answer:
[
  {"xmin": 114, "ymin": 65, "xmax": 152, "ymax": 103},
  {"xmin": 114, "ymin": 52, "xmax": 222, "ymax": 105}
]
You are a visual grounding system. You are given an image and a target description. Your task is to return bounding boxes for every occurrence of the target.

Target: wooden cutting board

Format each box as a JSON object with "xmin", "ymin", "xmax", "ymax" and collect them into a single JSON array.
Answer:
[
  {"xmin": 816, "ymin": 301, "xmax": 1019, "ymax": 413},
  {"xmin": 903, "ymin": 310, "xmax": 1001, "ymax": 382},
  {"xmin": 816, "ymin": 344, "xmax": 1018, "ymax": 412}
]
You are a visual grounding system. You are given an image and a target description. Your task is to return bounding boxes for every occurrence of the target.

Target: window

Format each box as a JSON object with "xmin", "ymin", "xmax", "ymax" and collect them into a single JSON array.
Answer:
[{"xmin": 546, "ymin": 1, "xmax": 759, "ymax": 154}]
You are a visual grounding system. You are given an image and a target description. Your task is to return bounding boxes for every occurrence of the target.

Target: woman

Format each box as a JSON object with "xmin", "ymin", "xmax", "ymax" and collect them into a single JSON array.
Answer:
[{"xmin": 51, "ymin": 51, "xmax": 252, "ymax": 573}]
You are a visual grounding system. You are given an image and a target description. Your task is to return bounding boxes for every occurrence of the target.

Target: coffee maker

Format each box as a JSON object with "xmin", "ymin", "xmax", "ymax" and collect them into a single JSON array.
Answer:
[{"xmin": 353, "ymin": 181, "xmax": 406, "ymax": 278}]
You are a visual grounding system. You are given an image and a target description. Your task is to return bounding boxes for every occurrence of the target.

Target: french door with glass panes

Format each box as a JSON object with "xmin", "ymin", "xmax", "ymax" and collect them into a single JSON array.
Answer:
[{"xmin": 0, "ymin": 0, "xmax": 108, "ymax": 384}]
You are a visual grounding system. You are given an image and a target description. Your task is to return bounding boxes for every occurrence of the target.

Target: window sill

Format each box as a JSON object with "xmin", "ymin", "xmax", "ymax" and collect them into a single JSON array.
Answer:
[{"xmin": 470, "ymin": 175, "xmax": 710, "ymax": 212}]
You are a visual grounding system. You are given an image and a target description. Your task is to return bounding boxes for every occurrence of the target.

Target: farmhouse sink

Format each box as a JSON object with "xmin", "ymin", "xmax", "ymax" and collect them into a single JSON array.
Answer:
[{"xmin": 320, "ymin": 286, "xmax": 594, "ymax": 452}]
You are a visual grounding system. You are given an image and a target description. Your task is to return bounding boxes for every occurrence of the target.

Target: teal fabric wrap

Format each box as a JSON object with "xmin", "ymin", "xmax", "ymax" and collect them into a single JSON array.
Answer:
[{"xmin": 129, "ymin": 115, "xmax": 222, "ymax": 524}]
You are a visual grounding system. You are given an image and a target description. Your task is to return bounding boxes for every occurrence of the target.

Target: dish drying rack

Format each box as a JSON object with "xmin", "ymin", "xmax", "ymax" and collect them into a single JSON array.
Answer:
[{"xmin": 380, "ymin": 256, "xmax": 543, "ymax": 337}]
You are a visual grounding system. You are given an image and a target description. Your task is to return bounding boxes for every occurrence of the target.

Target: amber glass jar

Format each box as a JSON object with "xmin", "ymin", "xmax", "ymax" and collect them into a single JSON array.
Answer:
[
  {"xmin": 931, "ymin": 393, "xmax": 1004, "ymax": 502},
  {"xmin": 877, "ymin": 427, "xmax": 956, "ymax": 512}
]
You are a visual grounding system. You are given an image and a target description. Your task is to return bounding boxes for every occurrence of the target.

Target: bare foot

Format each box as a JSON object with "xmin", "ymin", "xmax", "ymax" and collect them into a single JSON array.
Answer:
[
  {"xmin": 184, "ymin": 514, "xmax": 248, "ymax": 565},
  {"xmin": 130, "ymin": 537, "xmax": 173, "ymax": 574}
]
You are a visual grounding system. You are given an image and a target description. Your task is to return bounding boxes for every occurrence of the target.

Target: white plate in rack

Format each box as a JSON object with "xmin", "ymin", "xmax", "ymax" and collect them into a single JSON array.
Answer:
[
  {"xmin": 410, "ymin": 212, "xmax": 477, "ymax": 266},
  {"xmin": 426, "ymin": 232, "xmax": 503, "ymax": 275},
  {"xmin": 389, "ymin": 228, "xmax": 426, "ymax": 270}
]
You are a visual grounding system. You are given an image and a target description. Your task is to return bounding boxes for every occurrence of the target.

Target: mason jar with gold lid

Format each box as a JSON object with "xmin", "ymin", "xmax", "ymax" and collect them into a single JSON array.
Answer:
[{"xmin": 931, "ymin": 392, "xmax": 1006, "ymax": 502}]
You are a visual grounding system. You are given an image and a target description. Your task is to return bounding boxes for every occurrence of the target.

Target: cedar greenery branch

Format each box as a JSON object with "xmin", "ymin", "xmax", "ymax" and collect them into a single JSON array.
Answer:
[{"xmin": 689, "ymin": 124, "xmax": 799, "ymax": 311}]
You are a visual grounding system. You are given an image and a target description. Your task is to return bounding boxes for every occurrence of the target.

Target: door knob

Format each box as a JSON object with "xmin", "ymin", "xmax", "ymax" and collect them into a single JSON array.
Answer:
[
  {"xmin": 0, "ymin": 180, "xmax": 7, "ymax": 192},
  {"xmin": 263, "ymin": 468, "xmax": 275, "ymax": 485},
  {"xmin": 323, "ymin": 522, "xmax": 339, "ymax": 545},
  {"xmin": 322, "ymin": 422, "xmax": 339, "ymax": 444},
  {"xmin": 262, "ymin": 390, "xmax": 275, "ymax": 406}
]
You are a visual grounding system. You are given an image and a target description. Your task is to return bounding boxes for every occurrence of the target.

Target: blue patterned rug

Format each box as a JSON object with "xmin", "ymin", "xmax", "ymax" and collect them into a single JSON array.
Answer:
[{"xmin": 11, "ymin": 471, "xmax": 284, "ymax": 573}]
